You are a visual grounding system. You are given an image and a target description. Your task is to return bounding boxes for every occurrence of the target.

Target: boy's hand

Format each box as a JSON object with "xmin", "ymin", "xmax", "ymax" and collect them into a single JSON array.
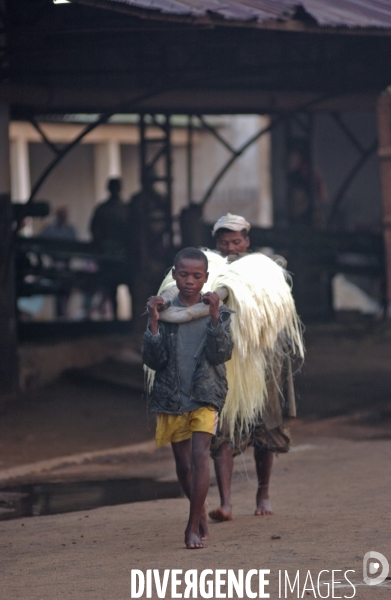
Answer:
[
  {"xmin": 147, "ymin": 296, "xmax": 165, "ymax": 334},
  {"xmin": 203, "ymin": 292, "xmax": 220, "ymax": 327}
]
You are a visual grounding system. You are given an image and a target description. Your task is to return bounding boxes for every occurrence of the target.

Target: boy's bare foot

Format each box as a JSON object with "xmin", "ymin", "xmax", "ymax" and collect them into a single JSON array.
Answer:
[
  {"xmin": 255, "ymin": 496, "xmax": 273, "ymax": 516},
  {"xmin": 208, "ymin": 505, "xmax": 233, "ymax": 522},
  {"xmin": 200, "ymin": 503, "xmax": 209, "ymax": 541},
  {"xmin": 185, "ymin": 529, "xmax": 207, "ymax": 549}
]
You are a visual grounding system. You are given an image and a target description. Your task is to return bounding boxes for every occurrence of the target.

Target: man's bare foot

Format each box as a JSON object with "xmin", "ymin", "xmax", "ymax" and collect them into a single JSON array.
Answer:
[
  {"xmin": 208, "ymin": 505, "xmax": 233, "ymax": 522},
  {"xmin": 255, "ymin": 496, "xmax": 273, "ymax": 516},
  {"xmin": 185, "ymin": 529, "xmax": 207, "ymax": 549},
  {"xmin": 199, "ymin": 503, "xmax": 209, "ymax": 541}
]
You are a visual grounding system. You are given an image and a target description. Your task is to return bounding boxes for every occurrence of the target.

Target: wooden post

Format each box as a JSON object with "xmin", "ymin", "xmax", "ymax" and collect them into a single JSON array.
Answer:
[
  {"xmin": 376, "ymin": 93, "xmax": 391, "ymax": 316},
  {"xmin": 0, "ymin": 101, "xmax": 18, "ymax": 399}
]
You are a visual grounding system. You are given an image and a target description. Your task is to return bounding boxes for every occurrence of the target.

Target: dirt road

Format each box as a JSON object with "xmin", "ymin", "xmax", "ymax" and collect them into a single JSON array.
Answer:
[
  {"xmin": 1, "ymin": 416, "xmax": 390, "ymax": 600},
  {"xmin": 1, "ymin": 321, "xmax": 390, "ymax": 599}
]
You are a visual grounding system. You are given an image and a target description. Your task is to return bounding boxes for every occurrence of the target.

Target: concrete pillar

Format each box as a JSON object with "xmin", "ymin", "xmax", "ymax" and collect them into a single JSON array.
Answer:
[
  {"xmin": 376, "ymin": 93, "xmax": 391, "ymax": 316},
  {"xmin": 0, "ymin": 102, "xmax": 18, "ymax": 398},
  {"xmin": 228, "ymin": 115, "xmax": 273, "ymax": 227},
  {"xmin": 10, "ymin": 138, "xmax": 31, "ymax": 201},
  {"xmin": 257, "ymin": 115, "xmax": 273, "ymax": 227},
  {"xmin": 93, "ymin": 141, "xmax": 122, "ymax": 202}
]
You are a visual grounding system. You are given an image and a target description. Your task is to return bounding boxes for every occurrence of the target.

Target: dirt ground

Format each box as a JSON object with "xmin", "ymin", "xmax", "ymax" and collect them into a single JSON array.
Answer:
[
  {"xmin": 1, "ymin": 419, "xmax": 391, "ymax": 600},
  {"xmin": 0, "ymin": 321, "xmax": 391, "ymax": 599},
  {"xmin": 1, "ymin": 319, "xmax": 391, "ymax": 470}
]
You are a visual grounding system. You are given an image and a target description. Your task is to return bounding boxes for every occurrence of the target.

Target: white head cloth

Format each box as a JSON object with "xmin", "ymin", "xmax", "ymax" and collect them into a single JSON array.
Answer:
[{"xmin": 212, "ymin": 213, "xmax": 251, "ymax": 237}]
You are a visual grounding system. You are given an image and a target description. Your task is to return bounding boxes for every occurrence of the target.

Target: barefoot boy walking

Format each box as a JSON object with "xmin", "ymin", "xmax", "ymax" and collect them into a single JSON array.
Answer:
[{"xmin": 142, "ymin": 247, "xmax": 233, "ymax": 549}]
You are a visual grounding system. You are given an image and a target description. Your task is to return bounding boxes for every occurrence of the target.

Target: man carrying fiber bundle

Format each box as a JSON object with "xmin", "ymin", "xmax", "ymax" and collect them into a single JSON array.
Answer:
[{"xmin": 209, "ymin": 213, "xmax": 298, "ymax": 521}]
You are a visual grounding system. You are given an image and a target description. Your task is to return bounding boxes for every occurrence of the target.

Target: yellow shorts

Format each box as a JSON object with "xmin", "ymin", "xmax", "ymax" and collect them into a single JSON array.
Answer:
[{"xmin": 155, "ymin": 407, "xmax": 219, "ymax": 446}]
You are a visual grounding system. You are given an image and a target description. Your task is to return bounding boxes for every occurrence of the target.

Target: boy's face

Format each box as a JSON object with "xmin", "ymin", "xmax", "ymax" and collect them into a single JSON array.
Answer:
[
  {"xmin": 173, "ymin": 258, "xmax": 208, "ymax": 301},
  {"xmin": 215, "ymin": 230, "xmax": 250, "ymax": 256}
]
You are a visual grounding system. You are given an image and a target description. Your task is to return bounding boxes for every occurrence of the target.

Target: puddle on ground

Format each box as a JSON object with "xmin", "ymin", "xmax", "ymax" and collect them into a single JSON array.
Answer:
[{"xmin": 0, "ymin": 478, "xmax": 181, "ymax": 521}]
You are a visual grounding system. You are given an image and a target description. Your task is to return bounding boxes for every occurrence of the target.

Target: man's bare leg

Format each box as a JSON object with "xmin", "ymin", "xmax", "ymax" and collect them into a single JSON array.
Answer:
[
  {"xmin": 209, "ymin": 442, "xmax": 234, "ymax": 522},
  {"xmin": 254, "ymin": 446, "xmax": 274, "ymax": 515},
  {"xmin": 172, "ymin": 433, "xmax": 211, "ymax": 549}
]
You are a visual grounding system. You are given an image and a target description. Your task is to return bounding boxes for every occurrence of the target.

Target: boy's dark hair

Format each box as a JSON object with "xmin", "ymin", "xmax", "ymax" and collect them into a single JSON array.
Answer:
[
  {"xmin": 174, "ymin": 247, "xmax": 208, "ymax": 271},
  {"xmin": 215, "ymin": 227, "xmax": 249, "ymax": 238}
]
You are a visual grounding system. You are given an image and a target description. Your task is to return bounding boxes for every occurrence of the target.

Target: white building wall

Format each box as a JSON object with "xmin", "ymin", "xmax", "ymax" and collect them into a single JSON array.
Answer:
[
  {"xmin": 193, "ymin": 115, "xmax": 272, "ymax": 226},
  {"xmin": 28, "ymin": 142, "xmax": 96, "ymax": 240}
]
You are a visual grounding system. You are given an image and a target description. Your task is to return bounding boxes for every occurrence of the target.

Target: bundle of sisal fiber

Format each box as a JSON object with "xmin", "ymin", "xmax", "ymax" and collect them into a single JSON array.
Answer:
[
  {"xmin": 210, "ymin": 251, "xmax": 303, "ymax": 438},
  {"xmin": 144, "ymin": 249, "xmax": 304, "ymax": 439}
]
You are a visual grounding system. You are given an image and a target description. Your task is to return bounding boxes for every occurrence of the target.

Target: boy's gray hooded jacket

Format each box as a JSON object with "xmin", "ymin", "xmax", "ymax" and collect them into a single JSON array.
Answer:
[{"xmin": 142, "ymin": 306, "xmax": 233, "ymax": 414}]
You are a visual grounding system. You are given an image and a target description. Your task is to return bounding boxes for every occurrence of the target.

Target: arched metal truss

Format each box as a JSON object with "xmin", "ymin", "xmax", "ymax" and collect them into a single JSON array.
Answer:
[
  {"xmin": 327, "ymin": 113, "xmax": 378, "ymax": 228},
  {"xmin": 188, "ymin": 92, "xmax": 344, "ymax": 214},
  {"xmin": 26, "ymin": 89, "xmax": 379, "ymax": 241},
  {"xmin": 26, "ymin": 86, "xmax": 176, "ymax": 203}
]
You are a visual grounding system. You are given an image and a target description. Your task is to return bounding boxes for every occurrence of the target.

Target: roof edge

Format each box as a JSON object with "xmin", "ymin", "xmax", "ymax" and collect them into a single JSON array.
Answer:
[{"xmin": 69, "ymin": 0, "xmax": 391, "ymax": 36}]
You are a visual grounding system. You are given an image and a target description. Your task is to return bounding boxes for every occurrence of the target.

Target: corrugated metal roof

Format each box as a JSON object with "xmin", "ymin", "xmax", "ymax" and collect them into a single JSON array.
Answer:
[{"xmin": 83, "ymin": 0, "xmax": 391, "ymax": 29}]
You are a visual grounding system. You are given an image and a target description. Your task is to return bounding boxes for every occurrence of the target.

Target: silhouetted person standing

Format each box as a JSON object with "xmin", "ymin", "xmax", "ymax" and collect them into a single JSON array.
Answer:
[
  {"xmin": 90, "ymin": 178, "xmax": 129, "ymax": 317},
  {"xmin": 40, "ymin": 206, "xmax": 77, "ymax": 317},
  {"xmin": 90, "ymin": 178, "xmax": 128, "ymax": 250}
]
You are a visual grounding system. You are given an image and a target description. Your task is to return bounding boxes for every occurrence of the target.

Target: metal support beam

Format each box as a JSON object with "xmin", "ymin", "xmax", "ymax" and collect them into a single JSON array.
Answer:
[
  {"xmin": 327, "ymin": 140, "xmax": 377, "ymax": 228},
  {"xmin": 376, "ymin": 93, "xmax": 391, "ymax": 316},
  {"xmin": 198, "ymin": 93, "xmax": 335, "ymax": 210},
  {"xmin": 27, "ymin": 87, "xmax": 175, "ymax": 203},
  {"xmin": 0, "ymin": 0, "xmax": 18, "ymax": 400},
  {"xmin": 129, "ymin": 113, "xmax": 174, "ymax": 331},
  {"xmin": 28, "ymin": 112, "xmax": 114, "ymax": 202},
  {"xmin": 199, "ymin": 116, "xmax": 278, "ymax": 208},
  {"xmin": 331, "ymin": 112, "xmax": 366, "ymax": 155},
  {"xmin": 326, "ymin": 111, "xmax": 378, "ymax": 228},
  {"xmin": 29, "ymin": 119, "xmax": 61, "ymax": 156},
  {"xmin": 0, "ymin": 102, "xmax": 18, "ymax": 399},
  {"xmin": 187, "ymin": 115, "xmax": 193, "ymax": 205},
  {"xmin": 138, "ymin": 113, "xmax": 173, "ymax": 260}
]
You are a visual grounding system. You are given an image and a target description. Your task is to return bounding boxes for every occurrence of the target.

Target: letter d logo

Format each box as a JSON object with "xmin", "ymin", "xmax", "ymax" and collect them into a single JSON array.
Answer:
[{"xmin": 363, "ymin": 551, "xmax": 389, "ymax": 586}]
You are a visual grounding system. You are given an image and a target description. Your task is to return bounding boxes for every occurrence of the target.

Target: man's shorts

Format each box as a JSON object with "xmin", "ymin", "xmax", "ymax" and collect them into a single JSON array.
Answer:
[
  {"xmin": 210, "ymin": 419, "xmax": 291, "ymax": 458},
  {"xmin": 155, "ymin": 407, "xmax": 219, "ymax": 446}
]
